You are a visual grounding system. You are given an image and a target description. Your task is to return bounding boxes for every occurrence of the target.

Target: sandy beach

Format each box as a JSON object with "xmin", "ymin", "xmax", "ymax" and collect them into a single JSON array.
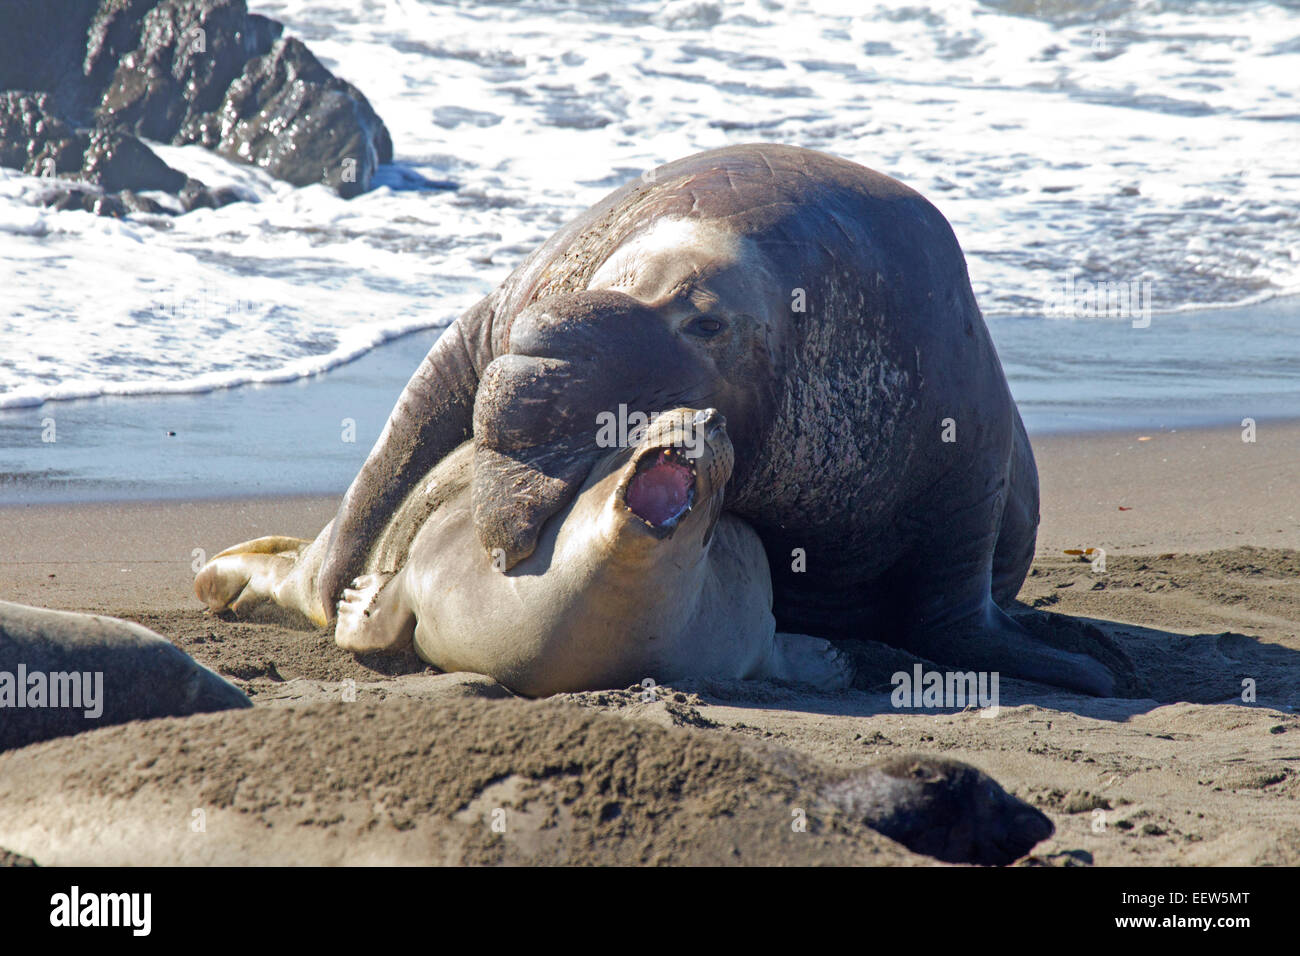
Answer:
[{"xmin": 2, "ymin": 422, "xmax": 1297, "ymax": 865}]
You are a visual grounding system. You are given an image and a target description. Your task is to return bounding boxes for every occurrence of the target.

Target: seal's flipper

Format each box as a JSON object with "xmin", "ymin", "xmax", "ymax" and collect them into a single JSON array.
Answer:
[
  {"xmin": 909, "ymin": 599, "xmax": 1116, "ymax": 696},
  {"xmin": 210, "ymin": 535, "xmax": 312, "ymax": 561},
  {"xmin": 900, "ymin": 484, "xmax": 1116, "ymax": 696},
  {"xmin": 765, "ymin": 633, "xmax": 854, "ymax": 690},
  {"xmin": 991, "ymin": 412, "xmax": 1039, "ymax": 606},
  {"xmin": 195, "ymin": 552, "xmax": 296, "ymax": 616},
  {"xmin": 334, "ymin": 573, "xmax": 414, "ymax": 653},
  {"xmin": 196, "ymin": 531, "xmax": 330, "ymax": 626}
]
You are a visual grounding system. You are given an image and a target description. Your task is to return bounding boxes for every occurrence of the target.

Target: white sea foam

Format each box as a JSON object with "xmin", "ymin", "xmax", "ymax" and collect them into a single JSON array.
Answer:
[{"xmin": 2, "ymin": 0, "xmax": 1298, "ymax": 409}]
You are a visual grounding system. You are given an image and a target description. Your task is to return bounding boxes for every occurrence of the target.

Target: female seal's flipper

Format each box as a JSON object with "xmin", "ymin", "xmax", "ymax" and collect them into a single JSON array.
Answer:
[
  {"xmin": 334, "ymin": 572, "xmax": 413, "ymax": 653},
  {"xmin": 195, "ymin": 536, "xmax": 309, "ymax": 615},
  {"xmin": 194, "ymin": 534, "xmax": 329, "ymax": 626}
]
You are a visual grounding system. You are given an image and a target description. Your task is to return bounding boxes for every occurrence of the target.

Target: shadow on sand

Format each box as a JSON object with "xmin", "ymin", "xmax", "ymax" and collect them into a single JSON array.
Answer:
[{"xmin": 669, "ymin": 604, "xmax": 1300, "ymax": 723}]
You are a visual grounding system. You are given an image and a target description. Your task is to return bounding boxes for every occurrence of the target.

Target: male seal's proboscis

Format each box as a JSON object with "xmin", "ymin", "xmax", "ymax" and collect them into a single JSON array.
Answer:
[
  {"xmin": 197, "ymin": 409, "xmax": 851, "ymax": 696},
  {"xmin": 314, "ymin": 143, "xmax": 1117, "ymax": 694}
]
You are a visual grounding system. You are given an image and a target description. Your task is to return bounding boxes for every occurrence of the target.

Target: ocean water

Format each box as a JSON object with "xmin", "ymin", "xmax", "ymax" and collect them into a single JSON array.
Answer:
[
  {"xmin": 2, "ymin": 295, "xmax": 1295, "ymax": 504},
  {"xmin": 0, "ymin": 0, "xmax": 1298, "ymax": 496}
]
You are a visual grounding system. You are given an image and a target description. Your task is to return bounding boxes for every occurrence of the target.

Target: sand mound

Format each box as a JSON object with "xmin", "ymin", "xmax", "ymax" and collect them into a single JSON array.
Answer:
[
  {"xmin": 0, "ymin": 694, "xmax": 927, "ymax": 866},
  {"xmin": 4, "ymin": 545, "xmax": 1297, "ymax": 865}
]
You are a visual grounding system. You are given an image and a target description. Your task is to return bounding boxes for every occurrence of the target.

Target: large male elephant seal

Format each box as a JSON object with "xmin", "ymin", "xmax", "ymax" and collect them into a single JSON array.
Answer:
[
  {"xmin": 197, "ymin": 409, "xmax": 851, "ymax": 696},
  {"xmin": 0, "ymin": 600, "xmax": 250, "ymax": 752},
  {"xmin": 317, "ymin": 143, "xmax": 1114, "ymax": 695}
]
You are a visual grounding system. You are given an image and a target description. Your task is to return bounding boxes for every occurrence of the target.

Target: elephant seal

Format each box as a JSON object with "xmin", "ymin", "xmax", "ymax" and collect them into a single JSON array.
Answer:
[
  {"xmin": 0, "ymin": 696, "xmax": 1051, "ymax": 866},
  {"xmin": 316, "ymin": 143, "xmax": 1114, "ymax": 695},
  {"xmin": 0, "ymin": 600, "xmax": 250, "ymax": 752},
  {"xmin": 823, "ymin": 754, "xmax": 1054, "ymax": 866},
  {"xmin": 196, "ymin": 409, "xmax": 852, "ymax": 696}
]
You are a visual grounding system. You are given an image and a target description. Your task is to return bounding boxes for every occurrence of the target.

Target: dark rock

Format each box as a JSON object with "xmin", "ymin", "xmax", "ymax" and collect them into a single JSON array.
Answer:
[
  {"xmin": 0, "ymin": 90, "xmax": 233, "ymax": 217},
  {"xmin": 117, "ymin": 188, "xmax": 166, "ymax": 213},
  {"xmin": 0, "ymin": 92, "xmax": 86, "ymax": 176},
  {"xmin": 0, "ymin": 0, "xmax": 101, "ymax": 119},
  {"xmin": 81, "ymin": 126, "xmax": 186, "ymax": 191},
  {"xmin": 94, "ymin": 0, "xmax": 281, "ymax": 143},
  {"xmin": 43, "ymin": 187, "xmax": 127, "ymax": 218},
  {"xmin": 0, "ymin": 0, "xmax": 394, "ymax": 209},
  {"xmin": 177, "ymin": 179, "xmax": 243, "ymax": 211},
  {"xmin": 201, "ymin": 35, "xmax": 392, "ymax": 197}
]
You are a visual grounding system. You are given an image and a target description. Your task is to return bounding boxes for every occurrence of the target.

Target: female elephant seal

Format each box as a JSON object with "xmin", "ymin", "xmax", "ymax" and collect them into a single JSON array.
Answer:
[
  {"xmin": 316, "ymin": 143, "xmax": 1115, "ymax": 695},
  {"xmin": 197, "ymin": 409, "xmax": 851, "ymax": 696}
]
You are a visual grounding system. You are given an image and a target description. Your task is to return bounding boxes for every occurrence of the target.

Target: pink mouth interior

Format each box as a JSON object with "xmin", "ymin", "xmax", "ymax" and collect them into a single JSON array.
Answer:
[{"xmin": 625, "ymin": 451, "xmax": 694, "ymax": 526}]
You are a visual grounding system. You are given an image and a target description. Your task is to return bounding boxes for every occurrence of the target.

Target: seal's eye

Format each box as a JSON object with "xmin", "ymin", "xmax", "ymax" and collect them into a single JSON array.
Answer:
[{"xmin": 683, "ymin": 315, "xmax": 726, "ymax": 338}]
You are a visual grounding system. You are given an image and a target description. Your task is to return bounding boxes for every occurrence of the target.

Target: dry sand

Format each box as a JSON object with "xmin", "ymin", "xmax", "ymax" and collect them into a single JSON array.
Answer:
[{"xmin": 1, "ymin": 422, "xmax": 1297, "ymax": 865}]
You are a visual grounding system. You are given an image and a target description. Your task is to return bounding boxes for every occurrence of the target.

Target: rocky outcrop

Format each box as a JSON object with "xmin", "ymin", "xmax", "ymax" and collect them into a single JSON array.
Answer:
[
  {"xmin": 0, "ymin": 0, "xmax": 393, "ymax": 214},
  {"xmin": 0, "ymin": 90, "xmax": 237, "ymax": 214},
  {"xmin": 87, "ymin": 0, "xmax": 284, "ymax": 143},
  {"xmin": 184, "ymin": 35, "xmax": 394, "ymax": 197}
]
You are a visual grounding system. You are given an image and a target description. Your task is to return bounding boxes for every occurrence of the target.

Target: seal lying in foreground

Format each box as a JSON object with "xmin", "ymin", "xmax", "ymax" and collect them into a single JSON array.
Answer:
[
  {"xmin": 0, "ymin": 695, "xmax": 1053, "ymax": 866},
  {"xmin": 316, "ymin": 143, "xmax": 1118, "ymax": 696},
  {"xmin": 196, "ymin": 409, "xmax": 851, "ymax": 696},
  {"xmin": 0, "ymin": 600, "xmax": 250, "ymax": 752}
]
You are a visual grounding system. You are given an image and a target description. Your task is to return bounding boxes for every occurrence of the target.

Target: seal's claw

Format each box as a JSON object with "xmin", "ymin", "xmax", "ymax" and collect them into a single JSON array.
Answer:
[{"xmin": 334, "ymin": 572, "xmax": 403, "ymax": 652}]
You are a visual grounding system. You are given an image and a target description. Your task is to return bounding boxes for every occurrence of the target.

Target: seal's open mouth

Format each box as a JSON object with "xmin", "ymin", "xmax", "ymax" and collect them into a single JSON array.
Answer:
[{"xmin": 623, "ymin": 446, "xmax": 696, "ymax": 528}]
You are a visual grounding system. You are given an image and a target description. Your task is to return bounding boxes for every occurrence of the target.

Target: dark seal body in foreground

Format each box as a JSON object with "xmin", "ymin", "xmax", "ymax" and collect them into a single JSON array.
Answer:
[
  {"xmin": 320, "ymin": 143, "xmax": 1114, "ymax": 694},
  {"xmin": 0, "ymin": 600, "xmax": 250, "ymax": 752}
]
